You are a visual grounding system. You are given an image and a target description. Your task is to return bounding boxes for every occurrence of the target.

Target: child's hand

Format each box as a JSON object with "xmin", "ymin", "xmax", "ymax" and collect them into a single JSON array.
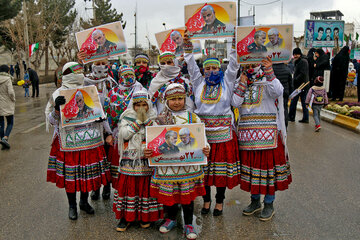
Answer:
[
  {"xmin": 261, "ymin": 56, "xmax": 272, "ymax": 68},
  {"xmin": 202, "ymin": 146, "xmax": 210, "ymax": 157},
  {"xmin": 106, "ymin": 135, "xmax": 113, "ymax": 146},
  {"xmin": 144, "ymin": 148, "xmax": 153, "ymax": 158},
  {"xmin": 77, "ymin": 50, "xmax": 87, "ymax": 62}
]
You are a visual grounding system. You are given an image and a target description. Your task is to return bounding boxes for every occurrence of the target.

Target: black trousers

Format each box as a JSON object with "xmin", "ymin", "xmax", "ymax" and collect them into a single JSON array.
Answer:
[
  {"xmin": 166, "ymin": 202, "xmax": 194, "ymax": 225},
  {"xmin": 203, "ymin": 186, "xmax": 226, "ymax": 204},
  {"xmin": 32, "ymin": 81, "xmax": 39, "ymax": 97},
  {"xmin": 66, "ymin": 192, "xmax": 89, "ymax": 207}
]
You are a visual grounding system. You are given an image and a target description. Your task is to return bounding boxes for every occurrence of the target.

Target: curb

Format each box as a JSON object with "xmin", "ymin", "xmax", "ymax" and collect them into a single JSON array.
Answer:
[{"xmin": 296, "ymin": 102, "xmax": 360, "ymax": 133}]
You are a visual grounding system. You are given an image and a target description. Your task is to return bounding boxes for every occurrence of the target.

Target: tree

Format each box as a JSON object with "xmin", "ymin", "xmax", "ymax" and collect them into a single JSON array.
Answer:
[
  {"xmin": 80, "ymin": 0, "xmax": 126, "ymax": 29},
  {"xmin": 0, "ymin": 0, "xmax": 22, "ymax": 22}
]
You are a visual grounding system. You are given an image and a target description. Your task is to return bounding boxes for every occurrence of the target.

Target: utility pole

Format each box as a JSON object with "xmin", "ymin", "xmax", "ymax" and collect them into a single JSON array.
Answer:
[
  {"xmin": 23, "ymin": 1, "xmax": 30, "ymax": 72},
  {"xmin": 134, "ymin": 4, "xmax": 137, "ymax": 55},
  {"xmin": 281, "ymin": 0, "xmax": 283, "ymax": 24},
  {"xmin": 237, "ymin": 0, "xmax": 240, "ymax": 26},
  {"xmin": 253, "ymin": 6, "xmax": 255, "ymax": 25}
]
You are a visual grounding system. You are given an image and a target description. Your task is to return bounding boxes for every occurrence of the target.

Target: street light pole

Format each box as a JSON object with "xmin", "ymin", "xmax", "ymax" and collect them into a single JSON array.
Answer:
[
  {"xmin": 162, "ymin": 23, "xmax": 166, "ymax": 30},
  {"xmin": 237, "ymin": 0, "xmax": 240, "ymax": 26},
  {"xmin": 23, "ymin": 1, "xmax": 30, "ymax": 73}
]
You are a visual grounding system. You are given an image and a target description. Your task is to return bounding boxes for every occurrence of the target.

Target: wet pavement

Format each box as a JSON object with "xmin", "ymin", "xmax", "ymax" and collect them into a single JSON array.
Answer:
[{"xmin": 1, "ymin": 83, "xmax": 359, "ymax": 240}]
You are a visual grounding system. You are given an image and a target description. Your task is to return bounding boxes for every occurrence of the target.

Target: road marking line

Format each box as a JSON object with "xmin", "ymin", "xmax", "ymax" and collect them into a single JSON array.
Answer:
[{"xmin": 22, "ymin": 122, "xmax": 46, "ymax": 133}]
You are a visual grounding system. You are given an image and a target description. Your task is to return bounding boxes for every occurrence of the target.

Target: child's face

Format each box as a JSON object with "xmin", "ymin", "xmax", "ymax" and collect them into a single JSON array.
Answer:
[
  {"xmin": 167, "ymin": 97, "xmax": 185, "ymax": 111},
  {"xmin": 133, "ymin": 101, "xmax": 149, "ymax": 112}
]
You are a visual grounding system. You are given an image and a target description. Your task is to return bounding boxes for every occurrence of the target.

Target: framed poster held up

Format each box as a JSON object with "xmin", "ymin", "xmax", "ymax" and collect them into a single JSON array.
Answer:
[{"xmin": 146, "ymin": 123, "xmax": 207, "ymax": 167}]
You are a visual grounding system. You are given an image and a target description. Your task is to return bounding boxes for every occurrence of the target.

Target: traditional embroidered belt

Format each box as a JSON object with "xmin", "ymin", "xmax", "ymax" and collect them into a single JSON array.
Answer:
[
  {"xmin": 205, "ymin": 127, "xmax": 233, "ymax": 143},
  {"xmin": 198, "ymin": 114, "xmax": 232, "ymax": 128},
  {"xmin": 238, "ymin": 113, "xmax": 278, "ymax": 150}
]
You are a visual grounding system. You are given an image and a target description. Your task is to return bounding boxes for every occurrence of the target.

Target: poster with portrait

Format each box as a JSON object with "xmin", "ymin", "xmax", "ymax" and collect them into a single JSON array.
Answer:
[
  {"xmin": 146, "ymin": 123, "xmax": 207, "ymax": 167},
  {"xmin": 59, "ymin": 85, "xmax": 105, "ymax": 128},
  {"xmin": 155, "ymin": 27, "xmax": 202, "ymax": 56},
  {"xmin": 235, "ymin": 24, "xmax": 293, "ymax": 64},
  {"xmin": 185, "ymin": 1, "xmax": 236, "ymax": 39},
  {"xmin": 75, "ymin": 21, "xmax": 127, "ymax": 64},
  {"xmin": 305, "ymin": 20, "xmax": 344, "ymax": 48}
]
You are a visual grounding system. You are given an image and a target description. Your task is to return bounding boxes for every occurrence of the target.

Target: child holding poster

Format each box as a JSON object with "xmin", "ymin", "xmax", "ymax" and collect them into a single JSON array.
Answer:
[
  {"xmin": 183, "ymin": 31, "xmax": 241, "ymax": 216},
  {"xmin": 45, "ymin": 62, "xmax": 111, "ymax": 221},
  {"xmin": 113, "ymin": 89, "xmax": 163, "ymax": 232},
  {"xmin": 231, "ymin": 58, "xmax": 292, "ymax": 221},
  {"xmin": 144, "ymin": 83, "xmax": 210, "ymax": 240}
]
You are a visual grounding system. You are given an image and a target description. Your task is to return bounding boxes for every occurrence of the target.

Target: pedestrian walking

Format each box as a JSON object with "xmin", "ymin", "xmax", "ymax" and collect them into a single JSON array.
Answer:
[
  {"xmin": 10, "ymin": 65, "xmax": 14, "ymax": 77},
  {"xmin": 28, "ymin": 67, "xmax": 39, "ymax": 97},
  {"xmin": 313, "ymin": 48, "xmax": 330, "ymax": 79},
  {"xmin": 0, "ymin": 65, "xmax": 16, "ymax": 150},
  {"xmin": 232, "ymin": 57, "xmax": 292, "ymax": 221},
  {"xmin": 113, "ymin": 90, "xmax": 163, "ymax": 232},
  {"xmin": 15, "ymin": 62, "xmax": 20, "ymax": 80},
  {"xmin": 23, "ymin": 71, "xmax": 30, "ymax": 97},
  {"xmin": 289, "ymin": 48, "xmax": 310, "ymax": 123},
  {"xmin": 45, "ymin": 62, "xmax": 111, "ymax": 220},
  {"xmin": 305, "ymin": 76, "xmax": 328, "ymax": 132},
  {"xmin": 144, "ymin": 84, "xmax": 210, "ymax": 240},
  {"xmin": 183, "ymin": 32, "xmax": 241, "ymax": 217}
]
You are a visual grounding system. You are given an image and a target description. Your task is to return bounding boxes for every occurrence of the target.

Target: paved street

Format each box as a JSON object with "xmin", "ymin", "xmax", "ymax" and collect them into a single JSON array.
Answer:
[{"xmin": 1, "ymin": 83, "xmax": 359, "ymax": 240}]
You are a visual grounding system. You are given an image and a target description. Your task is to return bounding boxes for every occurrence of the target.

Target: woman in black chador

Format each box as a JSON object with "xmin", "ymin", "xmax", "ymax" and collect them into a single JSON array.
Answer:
[{"xmin": 329, "ymin": 46, "xmax": 349, "ymax": 101}]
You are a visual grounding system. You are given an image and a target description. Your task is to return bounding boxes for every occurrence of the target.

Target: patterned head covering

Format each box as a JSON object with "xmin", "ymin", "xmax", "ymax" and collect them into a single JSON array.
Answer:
[
  {"xmin": 132, "ymin": 89, "xmax": 149, "ymax": 104},
  {"xmin": 134, "ymin": 53, "xmax": 150, "ymax": 64},
  {"xmin": 163, "ymin": 83, "xmax": 186, "ymax": 101},
  {"xmin": 119, "ymin": 65, "xmax": 135, "ymax": 77},
  {"xmin": 203, "ymin": 58, "xmax": 221, "ymax": 68},
  {"xmin": 158, "ymin": 52, "xmax": 175, "ymax": 64}
]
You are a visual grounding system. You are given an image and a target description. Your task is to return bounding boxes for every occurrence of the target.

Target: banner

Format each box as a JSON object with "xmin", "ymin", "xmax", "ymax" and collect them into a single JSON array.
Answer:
[
  {"xmin": 146, "ymin": 123, "xmax": 207, "ymax": 166},
  {"xmin": 155, "ymin": 27, "xmax": 202, "ymax": 56},
  {"xmin": 75, "ymin": 21, "xmax": 127, "ymax": 64},
  {"xmin": 59, "ymin": 85, "xmax": 105, "ymax": 128},
  {"xmin": 185, "ymin": 1, "xmax": 236, "ymax": 39},
  {"xmin": 305, "ymin": 20, "xmax": 345, "ymax": 48},
  {"xmin": 235, "ymin": 24, "xmax": 293, "ymax": 64}
]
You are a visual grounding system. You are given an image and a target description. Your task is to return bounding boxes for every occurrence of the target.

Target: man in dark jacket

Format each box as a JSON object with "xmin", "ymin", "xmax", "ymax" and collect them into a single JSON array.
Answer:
[
  {"xmin": 28, "ymin": 68, "xmax": 39, "ymax": 97},
  {"xmin": 273, "ymin": 63, "xmax": 293, "ymax": 127},
  {"xmin": 289, "ymin": 48, "xmax": 309, "ymax": 123}
]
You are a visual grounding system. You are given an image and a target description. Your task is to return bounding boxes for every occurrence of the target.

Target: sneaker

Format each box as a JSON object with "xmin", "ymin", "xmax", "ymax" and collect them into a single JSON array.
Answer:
[
  {"xmin": 259, "ymin": 202, "xmax": 275, "ymax": 221},
  {"xmin": 0, "ymin": 138, "xmax": 10, "ymax": 149},
  {"xmin": 140, "ymin": 222, "xmax": 151, "ymax": 229},
  {"xmin": 184, "ymin": 224, "xmax": 197, "ymax": 240},
  {"xmin": 243, "ymin": 197, "xmax": 261, "ymax": 216},
  {"xmin": 116, "ymin": 219, "xmax": 130, "ymax": 232},
  {"xmin": 315, "ymin": 125, "xmax": 321, "ymax": 132},
  {"xmin": 159, "ymin": 219, "xmax": 176, "ymax": 233}
]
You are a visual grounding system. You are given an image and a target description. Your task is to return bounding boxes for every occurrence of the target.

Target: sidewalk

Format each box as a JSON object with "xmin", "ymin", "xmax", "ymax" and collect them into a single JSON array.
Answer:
[{"xmin": 297, "ymin": 102, "xmax": 360, "ymax": 133}]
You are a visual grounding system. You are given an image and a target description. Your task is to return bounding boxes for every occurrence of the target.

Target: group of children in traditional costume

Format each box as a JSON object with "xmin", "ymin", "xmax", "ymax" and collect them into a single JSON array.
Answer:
[{"xmin": 45, "ymin": 32, "xmax": 292, "ymax": 239}]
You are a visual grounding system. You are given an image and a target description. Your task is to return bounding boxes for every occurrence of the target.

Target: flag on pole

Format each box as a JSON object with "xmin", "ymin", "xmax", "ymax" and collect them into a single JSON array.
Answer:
[
  {"xmin": 29, "ymin": 43, "xmax": 39, "ymax": 57},
  {"xmin": 356, "ymin": 32, "xmax": 359, "ymax": 41},
  {"xmin": 202, "ymin": 49, "xmax": 209, "ymax": 56}
]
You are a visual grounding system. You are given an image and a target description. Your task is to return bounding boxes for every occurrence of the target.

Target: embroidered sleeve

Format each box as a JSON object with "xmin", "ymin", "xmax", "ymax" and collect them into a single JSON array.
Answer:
[
  {"xmin": 234, "ymin": 82, "xmax": 247, "ymax": 97},
  {"xmin": 224, "ymin": 48, "xmax": 240, "ymax": 86},
  {"xmin": 184, "ymin": 52, "xmax": 203, "ymax": 90},
  {"xmin": 264, "ymin": 66, "xmax": 276, "ymax": 82},
  {"xmin": 143, "ymin": 119, "xmax": 154, "ymax": 127},
  {"xmin": 49, "ymin": 110, "xmax": 60, "ymax": 126},
  {"xmin": 129, "ymin": 121, "xmax": 141, "ymax": 133},
  {"xmin": 183, "ymin": 41, "xmax": 193, "ymax": 54}
]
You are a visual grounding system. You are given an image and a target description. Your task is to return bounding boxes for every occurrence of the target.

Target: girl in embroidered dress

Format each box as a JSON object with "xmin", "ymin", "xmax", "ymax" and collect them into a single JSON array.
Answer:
[
  {"xmin": 144, "ymin": 83, "xmax": 210, "ymax": 240},
  {"xmin": 148, "ymin": 52, "xmax": 194, "ymax": 114},
  {"xmin": 113, "ymin": 89, "xmax": 163, "ymax": 231},
  {"xmin": 183, "ymin": 31, "xmax": 241, "ymax": 216},
  {"xmin": 231, "ymin": 58, "xmax": 292, "ymax": 221},
  {"xmin": 45, "ymin": 62, "xmax": 111, "ymax": 220},
  {"xmin": 83, "ymin": 59, "xmax": 117, "ymax": 201},
  {"xmin": 103, "ymin": 66, "xmax": 145, "ymax": 191}
]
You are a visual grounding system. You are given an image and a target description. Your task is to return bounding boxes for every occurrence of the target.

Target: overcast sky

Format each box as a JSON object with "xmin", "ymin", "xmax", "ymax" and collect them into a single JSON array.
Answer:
[{"xmin": 75, "ymin": 0, "xmax": 360, "ymax": 49}]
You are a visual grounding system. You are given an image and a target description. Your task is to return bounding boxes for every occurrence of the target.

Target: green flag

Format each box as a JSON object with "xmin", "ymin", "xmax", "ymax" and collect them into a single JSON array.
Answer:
[
  {"xmin": 349, "ymin": 34, "xmax": 352, "ymax": 41},
  {"xmin": 356, "ymin": 32, "xmax": 359, "ymax": 41}
]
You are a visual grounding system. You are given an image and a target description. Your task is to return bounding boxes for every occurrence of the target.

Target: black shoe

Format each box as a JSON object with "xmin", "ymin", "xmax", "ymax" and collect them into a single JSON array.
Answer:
[
  {"xmin": 288, "ymin": 118, "xmax": 295, "ymax": 122},
  {"xmin": 116, "ymin": 219, "xmax": 130, "ymax": 232},
  {"xmin": 68, "ymin": 206, "xmax": 78, "ymax": 220},
  {"xmin": 102, "ymin": 185, "xmax": 111, "ymax": 200},
  {"xmin": 79, "ymin": 201, "xmax": 95, "ymax": 214},
  {"xmin": 91, "ymin": 190, "xmax": 100, "ymax": 200},
  {"xmin": 201, "ymin": 201, "xmax": 211, "ymax": 215},
  {"xmin": 298, "ymin": 119, "xmax": 309, "ymax": 123},
  {"xmin": 0, "ymin": 138, "xmax": 10, "ymax": 149},
  {"xmin": 259, "ymin": 202, "xmax": 275, "ymax": 221},
  {"xmin": 243, "ymin": 198, "xmax": 261, "ymax": 216},
  {"xmin": 213, "ymin": 203, "xmax": 223, "ymax": 216}
]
